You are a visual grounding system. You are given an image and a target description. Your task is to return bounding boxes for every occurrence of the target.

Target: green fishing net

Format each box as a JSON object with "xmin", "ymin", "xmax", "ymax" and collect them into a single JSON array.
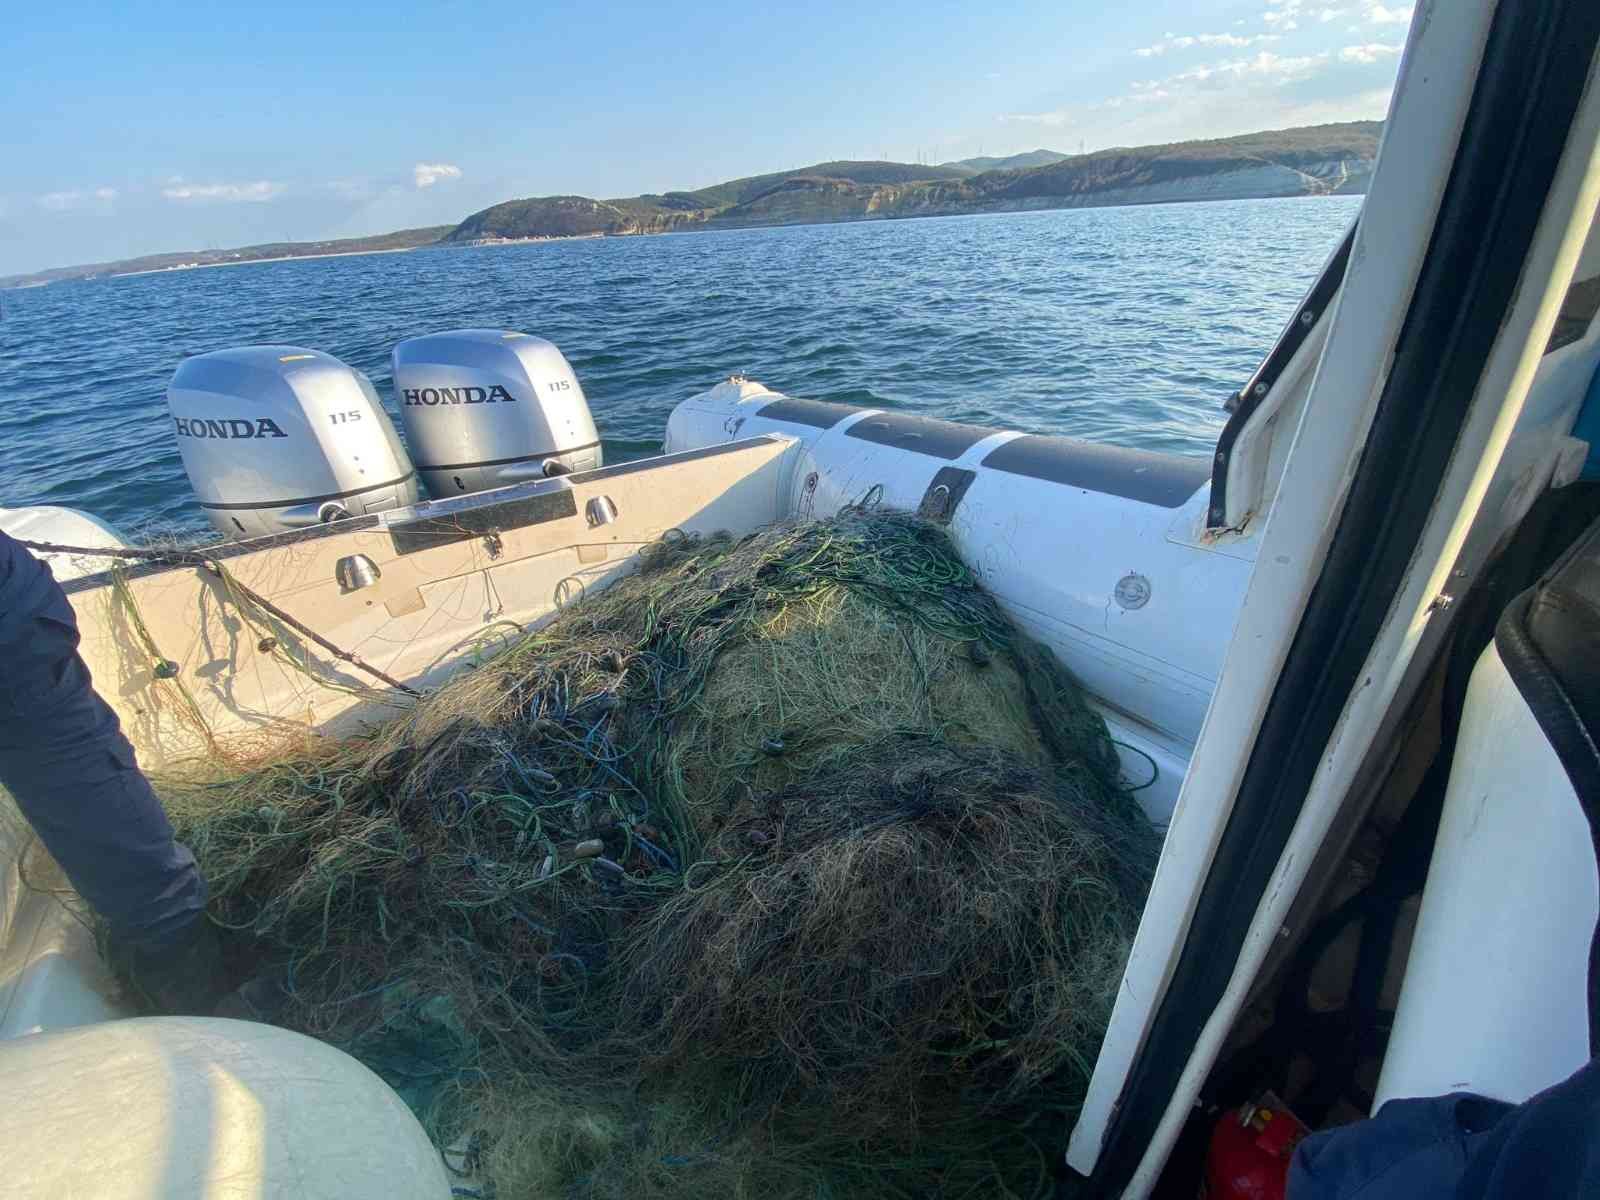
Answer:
[{"xmin": 151, "ymin": 506, "xmax": 1160, "ymax": 1198}]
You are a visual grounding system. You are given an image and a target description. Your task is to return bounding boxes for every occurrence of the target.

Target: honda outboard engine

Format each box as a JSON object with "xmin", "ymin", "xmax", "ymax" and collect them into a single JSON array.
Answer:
[
  {"xmin": 391, "ymin": 329, "xmax": 602, "ymax": 496},
  {"xmin": 167, "ymin": 346, "xmax": 421, "ymax": 538}
]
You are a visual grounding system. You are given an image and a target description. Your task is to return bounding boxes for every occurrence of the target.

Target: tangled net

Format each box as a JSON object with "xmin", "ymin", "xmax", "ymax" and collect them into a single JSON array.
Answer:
[{"xmin": 150, "ymin": 507, "xmax": 1161, "ymax": 1198}]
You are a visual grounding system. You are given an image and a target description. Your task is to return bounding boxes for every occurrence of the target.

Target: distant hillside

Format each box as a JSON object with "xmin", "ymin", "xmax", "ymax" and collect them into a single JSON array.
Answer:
[
  {"xmin": 4, "ymin": 122, "xmax": 1381, "ymax": 287},
  {"xmin": 944, "ymin": 149, "xmax": 1070, "ymax": 172},
  {"xmin": 444, "ymin": 160, "xmax": 976, "ymax": 243},
  {"xmin": 987, "ymin": 123, "xmax": 1381, "ymax": 203},
  {"xmin": 660, "ymin": 160, "xmax": 973, "ymax": 211},
  {"xmin": 3, "ymin": 226, "xmax": 452, "ymax": 289},
  {"xmin": 444, "ymin": 122, "xmax": 1380, "ymax": 242},
  {"xmin": 447, "ymin": 197, "xmax": 654, "ymax": 241}
]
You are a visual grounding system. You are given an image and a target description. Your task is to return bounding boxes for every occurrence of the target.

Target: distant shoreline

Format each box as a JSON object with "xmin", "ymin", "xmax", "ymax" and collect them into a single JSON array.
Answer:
[
  {"xmin": 52, "ymin": 229, "xmax": 617, "ymax": 284},
  {"xmin": 462, "ymin": 232, "xmax": 606, "ymax": 247},
  {"xmin": 112, "ymin": 231, "xmax": 612, "ymax": 276},
  {"xmin": 7, "ymin": 191, "xmax": 1362, "ymax": 288},
  {"xmin": 112, "ymin": 244, "xmax": 422, "ymax": 278}
]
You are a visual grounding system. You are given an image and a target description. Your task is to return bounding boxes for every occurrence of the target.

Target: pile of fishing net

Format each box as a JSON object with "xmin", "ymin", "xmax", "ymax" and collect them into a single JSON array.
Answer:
[{"xmin": 154, "ymin": 506, "xmax": 1161, "ymax": 1198}]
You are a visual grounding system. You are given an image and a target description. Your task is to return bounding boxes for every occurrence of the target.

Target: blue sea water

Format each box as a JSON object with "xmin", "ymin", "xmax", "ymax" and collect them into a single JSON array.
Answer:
[{"xmin": 0, "ymin": 195, "xmax": 1360, "ymax": 538}]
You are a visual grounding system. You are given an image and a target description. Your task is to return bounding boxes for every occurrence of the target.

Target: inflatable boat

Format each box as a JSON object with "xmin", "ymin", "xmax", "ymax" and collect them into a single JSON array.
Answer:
[{"xmin": 4, "ymin": 3, "xmax": 1600, "ymax": 1195}]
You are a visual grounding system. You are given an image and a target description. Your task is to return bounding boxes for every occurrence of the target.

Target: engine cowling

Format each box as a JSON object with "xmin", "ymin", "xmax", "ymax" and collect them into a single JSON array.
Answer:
[
  {"xmin": 167, "ymin": 346, "xmax": 420, "ymax": 538},
  {"xmin": 391, "ymin": 329, "xmax": 602, "ymax": 497}
]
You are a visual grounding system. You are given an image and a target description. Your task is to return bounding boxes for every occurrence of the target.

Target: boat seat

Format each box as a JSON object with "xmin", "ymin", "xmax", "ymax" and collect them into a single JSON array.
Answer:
[{"xmin": 1497, "ymin": 510, "xmax": 1600, "ymax": 1049}]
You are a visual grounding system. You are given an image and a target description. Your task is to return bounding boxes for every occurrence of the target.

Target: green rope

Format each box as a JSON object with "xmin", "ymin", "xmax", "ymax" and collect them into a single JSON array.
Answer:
[{"xmin": 109, "ymin": 566, "xmax": 215, "ymax": 743}]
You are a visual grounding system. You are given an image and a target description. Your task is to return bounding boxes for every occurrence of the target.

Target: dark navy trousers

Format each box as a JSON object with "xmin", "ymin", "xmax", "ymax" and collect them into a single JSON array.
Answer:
[
  {"xmin": 1290, "ymin": 1059, "xmax": 1600, "ymax": 1198},
  {"xmin": 0, "ymin": 530, "xmax": 204, "ymax": 947}
]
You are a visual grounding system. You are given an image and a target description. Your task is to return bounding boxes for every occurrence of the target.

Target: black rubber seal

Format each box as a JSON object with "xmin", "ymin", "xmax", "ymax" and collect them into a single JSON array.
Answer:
[
  {"xmin": 755, "ymin": 397, "xmax": 866, "ymax": 429},
  {"xmin": 845, "ymin": 411, "xmax": 1003, "ymax": 460},
  {"xmin": 1086, "ymin": 3, "xmax": 1600, "ymax": 1193},
  {"xmin": 984, "ymin": 435, "xmax": 1210, "ymax": 508},
  {"xmin": 1208, "ymin": 223, "xmax": 1356, "ymax": 529}
]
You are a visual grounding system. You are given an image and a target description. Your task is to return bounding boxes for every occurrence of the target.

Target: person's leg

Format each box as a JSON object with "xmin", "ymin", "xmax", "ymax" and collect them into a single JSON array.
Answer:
[{"xmin": 0, "ymin": 531, "xmax": 222, "ymax": 1011}]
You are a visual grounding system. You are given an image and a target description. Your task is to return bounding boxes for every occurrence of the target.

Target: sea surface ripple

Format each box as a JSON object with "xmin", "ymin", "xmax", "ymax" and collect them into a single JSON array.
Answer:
[{"xmin": 0, "ymin": 195, "xmax": 1360, "ymax": 536}]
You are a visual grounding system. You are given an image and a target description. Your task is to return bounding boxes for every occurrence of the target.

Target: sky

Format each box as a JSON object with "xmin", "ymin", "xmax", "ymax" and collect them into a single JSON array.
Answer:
[{"xmin": 0, "ymin": 0, "xmax": 1411, "ymax": 277}]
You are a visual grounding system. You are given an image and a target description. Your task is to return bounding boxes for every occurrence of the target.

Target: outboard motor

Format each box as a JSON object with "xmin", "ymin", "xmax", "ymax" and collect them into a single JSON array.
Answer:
[
  {"xmin": 167, "ymin": 346, "xmax": 420, "ymax": 538},
  {"xmin": 391, "ymin": 329, "xmax": 602, "ymax": 496}
]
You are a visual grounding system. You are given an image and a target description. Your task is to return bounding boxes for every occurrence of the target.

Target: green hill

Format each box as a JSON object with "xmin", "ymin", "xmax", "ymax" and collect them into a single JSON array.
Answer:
[
  {"xmin": 447, "ymin": 197, "xmax": 659, "ymax": 241},
  {"xmin": 944, "ymin": 149, "xmax": 1070, "ymax": 173},
  {"xmin": 662, "ymin": 160, "xmax": 973, "ymax": 210},
  {"xmin": 443, "ymin": 160, "xmax": 976, "ymax": 243}
]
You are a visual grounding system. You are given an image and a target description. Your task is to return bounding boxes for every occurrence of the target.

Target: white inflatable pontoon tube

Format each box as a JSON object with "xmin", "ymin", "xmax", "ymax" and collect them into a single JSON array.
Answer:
[
  {"xmin": 0, "ymin": 505, "xmax": 129, "ymax": 583},
  {"xmin": 0, "ymin": 1017, "xmax": 451, "ymax": 1199}
]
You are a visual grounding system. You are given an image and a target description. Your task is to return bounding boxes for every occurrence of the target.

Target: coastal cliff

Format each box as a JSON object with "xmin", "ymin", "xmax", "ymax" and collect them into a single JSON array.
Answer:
[{"xmin": 441, "ymin": 121, "xmax": 1378, "ymax": 241}]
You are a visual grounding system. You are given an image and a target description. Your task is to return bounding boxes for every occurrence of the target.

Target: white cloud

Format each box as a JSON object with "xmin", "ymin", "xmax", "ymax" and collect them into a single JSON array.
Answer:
[
  {"xmin": 1096, "ymin": 87, "xmax": 1176, "ymax": 110},
  {"xmin": 1135, "ymin": 32, "xmax": 1278, "ymax": 57},
  {"xmin": 38, "ymin": 187, "xmax": 118, "ymax": 211},
  {"xmin": 413, "ymin": 162, "xmax": 462, "ymax": 189},
  {"xmin": 1002, "ymin": 110, "xmax": 1074, "ymax": 127},
  {"xmin": 1263, "ymin": 0, "xmax": 1303, "ymax": 28},
  {"xmin": 1002, "ymin": 82, "xmax": 1394, "ymax": 164},
  {"xmin": 1012, "ymin": 49, "xmax": 1333, "ymax": 126},
  {"xmin": 1340, "ymin": 42, "xmax": 1402, "ymax": 64},
  {"xmin": 1159, "ymin": 50, "xmax": 1331, "ymax": 87},
  {"xmin": 1318, "ymin": 6, "xmax": 1349, "ymax": 20},
  {"xmin": 1365, "ymin": 3, "xmax": 1413, "ymax": 24},
  {"xmin": 162, "ymin": 180, "xmax": 283, "ymax": 203}
]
